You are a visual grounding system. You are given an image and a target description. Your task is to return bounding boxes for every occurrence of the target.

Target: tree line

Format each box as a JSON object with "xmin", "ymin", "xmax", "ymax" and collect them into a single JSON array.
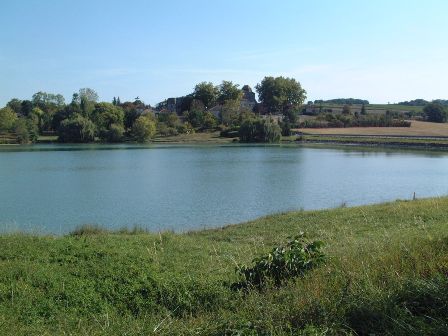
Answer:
[{"xmin": 0, "ymin": 76, "xmax": 307, "ymax": 144}]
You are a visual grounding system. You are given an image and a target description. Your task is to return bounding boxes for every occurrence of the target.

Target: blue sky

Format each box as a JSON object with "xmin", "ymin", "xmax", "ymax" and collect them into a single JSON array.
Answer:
[{"xmin": 1, "ymin": 0, "xmax": 447, "ymax": 106}]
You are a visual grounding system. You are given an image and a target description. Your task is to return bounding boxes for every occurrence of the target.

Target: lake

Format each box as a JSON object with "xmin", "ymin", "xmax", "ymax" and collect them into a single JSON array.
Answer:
[{"xmin": 1, "ymin": 144, "xmax": 448, "ymax": 234}]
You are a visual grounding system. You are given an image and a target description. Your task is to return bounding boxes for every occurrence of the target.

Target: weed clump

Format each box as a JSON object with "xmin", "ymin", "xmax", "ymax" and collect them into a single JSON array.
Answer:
[{"xmin": 232, "ymin": 233, "xmax": 325, "ymax": 290}]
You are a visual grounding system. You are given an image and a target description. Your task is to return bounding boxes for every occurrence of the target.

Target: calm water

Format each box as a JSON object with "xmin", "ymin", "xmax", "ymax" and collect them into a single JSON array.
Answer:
[{"xmin": 1, "ymin": 144, "xmax": 448, "ymax": 234}]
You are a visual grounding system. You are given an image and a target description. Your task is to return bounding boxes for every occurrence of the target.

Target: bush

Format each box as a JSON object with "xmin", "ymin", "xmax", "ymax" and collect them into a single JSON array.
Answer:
[
  {"xmin": 423, "ymin": 103, "xmax": 447, "ymax": 123},
  {"xmin": 132, "ymin": 115, "xmax": 157, "ymax": 142},
  {"xmin": 232, "ymin": 233, "xmax": 325, "ymax": 290},
  {"xmin": 104, "ymin": 123, "xmax": 124, "ymax": 142},
  {"xmin": 14, "ymin": 118, "xmax": 30, "ymax": 144},
  {"xmin": 58, "ymin": 114, "xmax": 96, "ymax": 143},
  {"xmin": 239, "ymin": 118, "xmax": 281, "ymax": 143}
]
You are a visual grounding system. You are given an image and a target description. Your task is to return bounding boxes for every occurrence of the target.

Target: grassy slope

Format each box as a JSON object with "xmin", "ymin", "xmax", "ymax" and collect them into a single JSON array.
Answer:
[{"xmin": 0, "ymin": 198, "xmax": 448, "ymax": 335}]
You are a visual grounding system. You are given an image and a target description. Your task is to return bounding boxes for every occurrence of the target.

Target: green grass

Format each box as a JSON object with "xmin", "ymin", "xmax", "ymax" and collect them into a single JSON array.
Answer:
[
  {"xmin": 295, "ymin": 134, "xmax": 448, "ymax": 148},
  {"xmin": 0, "ymin": 198, "xmax": 448, "ymax": 335}
]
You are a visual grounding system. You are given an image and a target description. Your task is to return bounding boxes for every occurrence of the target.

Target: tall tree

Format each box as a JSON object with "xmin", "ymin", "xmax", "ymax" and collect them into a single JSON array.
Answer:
[
  {"xmin": 255, "ymin": 76, "xmax": 306, "ymax": 116},
  {"xmin": 78, "ymin": 88, "xmax": 99, "ymax": 103},
  {"xmin": 7, "ymin": 99, "xmax": 23, "ymax": 115},
  {"xmin": 193, "ymin": 82, "xmax": 218, "ymax": 109},
  {"xmin": 423, "ymin": 103, "xmax": 447, "ymax": 123},
  {"xmin": 132, "ymin": 114, "xmax": 157, "ymax": 142},
  {"xmin": 0, "ymin": 107, "xmax": 18, "ymax": 131},
  {"xmin": 218, "ymin": 81, "xmax": 242, "ymax": 104}
]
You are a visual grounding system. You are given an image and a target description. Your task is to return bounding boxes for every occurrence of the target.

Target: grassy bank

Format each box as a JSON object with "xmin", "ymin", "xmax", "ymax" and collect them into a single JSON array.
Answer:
[
  {"xmin": 0, "ymin": 198, "xmax": 447, "ymax": 335},
  {"xmin": 293, "ymin": 134, "xmax": 448, "ymax": 149}
]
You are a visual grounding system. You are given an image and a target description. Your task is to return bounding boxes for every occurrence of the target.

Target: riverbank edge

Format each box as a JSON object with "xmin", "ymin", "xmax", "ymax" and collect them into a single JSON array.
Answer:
[{"xmin": 3, "ymin": 132, "xmax": 448, "ymax": 150}]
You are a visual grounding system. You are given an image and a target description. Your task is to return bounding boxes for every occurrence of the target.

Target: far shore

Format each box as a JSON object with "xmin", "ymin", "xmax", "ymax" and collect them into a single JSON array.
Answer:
[{"xmin": 2, "ymin": 126, "xmax": 448, "ymax": 150}]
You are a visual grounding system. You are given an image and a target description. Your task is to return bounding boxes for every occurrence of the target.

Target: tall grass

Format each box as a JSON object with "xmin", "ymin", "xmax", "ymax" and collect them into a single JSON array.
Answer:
[{"xmin": 0, "ymin": 197, "xmax": 447, "ymax": 335}]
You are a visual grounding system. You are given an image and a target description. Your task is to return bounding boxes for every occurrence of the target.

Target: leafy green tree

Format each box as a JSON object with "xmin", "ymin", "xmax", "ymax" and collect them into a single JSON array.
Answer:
[
  {"xmin": 52, "ymin": 100, "xmax": 82, "ymax": 131},
  {"xmin": 132, "ymin": 115, "xmax": 157, "ymax": 142},
  {"xmin": 193, "ymin": 82, "xmax": 218, "ymax": 109},
  {"xmin": 203, "ymin": 111, "xmax": 218, "ymax": 129},
  {"xmin": 423, "ymin": 103, "xmax": 447, "ymax": 123},
  {"xmin": 30, "ymin": 107, "xmax": 44, "ymax": 132},
  {"xmin": 280, "ymin": 118, "xmax": 292, "ymax": 136},
  {"xmin": 121, "ymin": 102, "xmax": 140, "ymax": 130},
  {"xmin": 92, "ymin": 102, "xmax": 123, "ymax": 126},
  {"xmin": 105, "ymin": 123, "xmax": 125, "ymax": 142},
  {"xmin": 14, "ymin": 119, "xmax": 30, "ymax": 144},
  {"xmin": 6, "ymin": 99, "xmax": 22, "ymax": 115},
  {"xmin": 91, "ymin": 102, "xmax": 125, "ymax": 141},
  {"xmin": 32, "ymin": 91, "xmax": 65, "ymax": 109},
  {"xmin": 74, "ymin": 88, "xmax": 98, "ymax": 117},
  {"xmin": 239, "ymin": 117, "xmax": 281, "ymax": 143},
  {"xmin": 0, "ymin": 107, "xmax": 18, "ymax": 131},
  {"xmin": 255, "ymin": 76, "xmax": 306, "ymax": 116},
  {"xmin": 20, "ymin": 100, "xmax": 33, "ymax": 116},
  {"xmin": 158, "ymin": 112, "xmax": 181, "ymax": 129},
  {"xmin": 58, "ymin": 114, "xmax": 96, "ymax": 143},
  {"xmin": 78, "ymin": 88, "xmax": 99, "ymax": 103},
  {"xmin": 220, "ymin": 99, "xmax": 240, "ymax": 127},
  {"xmin": 218, "ymin": 81, "xmax": 242, "ymax": 104},
  {"xmin": 26, "ymin": 114, "xmax": 40, "ymax": 142}
]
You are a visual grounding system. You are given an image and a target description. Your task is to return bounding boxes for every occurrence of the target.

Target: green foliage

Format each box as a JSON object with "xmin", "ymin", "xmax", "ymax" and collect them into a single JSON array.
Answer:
[
  {"xmin": 78, "ymin": 88, "xmax": 99, "ymax": 103},
  {"xmin": 203, "ymin": 111, "xmax": 218, "ymax": 129},
  {"xmin": 92, "ymin": 102, "xmax": 125, "ymax": 140},
  {"xmin": 6, "ymin": 98, "xmax": 23, "ymax": 115},
  {"xmin": 121, "ymin": 102, "xmax": 140, "ymax": 130},
  {"xmin": 32, "ymin": 91, "xmax": 65, "ymax": 110},
  {"xmin": 193, "ymin": 82, "xmax": 218, "ymax": 109},
  {"xmin": 132, "ymin": 114, "xmax": 157, "ymax": 142},
  {"xmin": 105, "ymin": 123, "xmax": 125, "ymax": 142},
  {"xmin": 315, "ymin": 98, "xmax": 369, "ymax": 105},
  {"xmin": 177, "ymin": 121, "xmax": 195, "ymax": 134},
  {"xmin": 157, "ymin": 122, "xmax": 178, "ymax": 136},
  {"xmin": 58, "ymin": 114, "xmax": 96, "ymax": 143},
  {"xmin": 279, "ymin": 118, "xmax": 292, "ymax": 136},
  {"xmin": 232, "ymin": 233, "xmax": 325, "ymax": 290},
  {"xmin": 218, "ymin": 80, "xmax": 243, "ymax": 104},
  {"xmin": 256, "ymin": 76, "xmax": 306, "ymax": 114},
  {"xmin": 14, "ymin": 118, "xmax": 30, "ymax": 144},
  {"xmin": 0, "ymin": 106, "xmax": 18, "ymax": 131},
  {"xmin": 220, "ymin": 99, "xmax": 241, "ymax": 127},
  {"xmin": 20, "ymin": 100, "xmax": 33, "ymax": 117},
  {"xmin": 26, "ymin": 113, "xmax": 40, "ymax": 142},
  {"xmin": 239, "ymin": 118, "xmax": 281, "ymax": 143},
  {"xmin": 423, "ymin": 102, "xmax": 447, "ymax": 123}
]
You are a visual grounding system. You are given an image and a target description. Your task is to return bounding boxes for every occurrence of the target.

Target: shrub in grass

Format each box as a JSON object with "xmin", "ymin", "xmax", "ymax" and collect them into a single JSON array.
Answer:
[
  {"xmin": 232, "ymin": 233, "xmax": 325, "ymax": 290},
  {"xmin": 69, "ymin": 224, "xmax": 106, "ymax": 236}
]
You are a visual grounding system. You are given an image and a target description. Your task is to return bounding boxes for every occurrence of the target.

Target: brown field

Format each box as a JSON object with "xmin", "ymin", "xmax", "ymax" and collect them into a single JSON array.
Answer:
[{"xmin": 299, "ymin": 120, "xmax": 448, "ymax": 137}]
